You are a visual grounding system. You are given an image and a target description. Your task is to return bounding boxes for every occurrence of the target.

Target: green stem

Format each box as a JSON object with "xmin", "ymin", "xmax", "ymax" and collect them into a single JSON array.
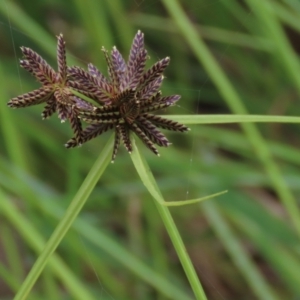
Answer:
[
  {"xmin": 153, "ymin": 202, "xmax": 207, "ymax": 300},
  {"xmin": 131, "ymin": 138, "xmax": 207, "ymax": 300},
  {"xmin": 14, "ymin": 136, "xmax": 114, "ymax": 300},
  {"xmin": 162, "ymin": 114, "xmax": 300, "ymax": 124}
]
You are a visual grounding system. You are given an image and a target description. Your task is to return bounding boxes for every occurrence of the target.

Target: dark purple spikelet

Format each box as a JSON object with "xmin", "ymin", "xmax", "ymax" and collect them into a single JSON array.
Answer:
[
  {"xmin": 65, "ymin": 30, "xmax": 189, "ymax": 161},
  {"xmin": 7, "ymin": 34, "xmax": 90, "ymax": 144}
]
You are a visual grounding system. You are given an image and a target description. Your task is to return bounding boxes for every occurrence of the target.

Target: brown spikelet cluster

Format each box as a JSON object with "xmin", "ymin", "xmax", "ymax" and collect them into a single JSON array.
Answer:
[
  {"xmin": 8, "ymin": 34, "xmax": 93, "ymax": 144},
  {"xmin": 8, "ymin": 31, "xmax": 189, "ymax": 162}
]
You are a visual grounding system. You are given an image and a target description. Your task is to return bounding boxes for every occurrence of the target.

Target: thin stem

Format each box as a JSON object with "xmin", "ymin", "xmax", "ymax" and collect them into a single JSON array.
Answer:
[
  {"xmin": 131, "ymin": 138, "xmax": 207, "ymax": 300},
  {"xmin": 153, "ymin": 203, "xmax": 207, "ymax": 300},
  {"xmin": 14, "ymin": 135, "xmax": 114, "ymax": 300},
  {"xmin": 162, "ymin": 114, "xmax": 300, "ymax": 124}
]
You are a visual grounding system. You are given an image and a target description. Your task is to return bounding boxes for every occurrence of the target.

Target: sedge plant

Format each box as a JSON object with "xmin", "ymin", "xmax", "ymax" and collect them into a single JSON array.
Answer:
[{"xmin": 7, "ymin": 30, "xmax": 300, "ymax": 300}]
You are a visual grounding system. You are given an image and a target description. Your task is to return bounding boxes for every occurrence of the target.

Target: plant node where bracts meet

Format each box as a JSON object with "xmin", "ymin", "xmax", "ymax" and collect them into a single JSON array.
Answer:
[{"xmin": 66, "ymin": 30, "xmax": 189, "ymax": 162}]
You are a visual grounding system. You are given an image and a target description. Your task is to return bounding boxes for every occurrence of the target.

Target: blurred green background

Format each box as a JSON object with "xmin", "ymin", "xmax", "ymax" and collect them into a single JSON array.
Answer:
[{"xmin": 1, "ymin": 0, "xmax": 300, "ymax": 299}]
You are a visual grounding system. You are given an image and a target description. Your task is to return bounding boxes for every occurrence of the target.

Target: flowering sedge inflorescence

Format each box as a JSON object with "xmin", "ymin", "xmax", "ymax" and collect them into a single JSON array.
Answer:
[{"xmin": 8, "ymin": 31, "xmax": 189, "ymax": 162}]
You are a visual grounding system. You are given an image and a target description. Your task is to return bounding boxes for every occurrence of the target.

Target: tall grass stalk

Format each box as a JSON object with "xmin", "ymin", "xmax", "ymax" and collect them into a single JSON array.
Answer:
[{"xmin": 13, "ymin": 136, "xmax": 113, "ymax": 300}]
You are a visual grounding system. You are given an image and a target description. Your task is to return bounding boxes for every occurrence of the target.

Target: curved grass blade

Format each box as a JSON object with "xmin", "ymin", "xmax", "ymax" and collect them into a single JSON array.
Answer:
[{"xmin": 162, "ymin": 190, "xmax": 228, "ymax": 206}]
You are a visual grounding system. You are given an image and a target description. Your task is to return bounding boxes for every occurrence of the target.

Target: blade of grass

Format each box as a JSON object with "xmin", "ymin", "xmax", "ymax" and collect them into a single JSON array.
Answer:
[
  {"xmin": 13, "ymin": 135, "xmax": 114, "ymax": 300},
  {"xmin": 162, "ymin": 114, "xmax": 300, "ymax": 124},
  {"xmin": 161, "ymin": 0, "xmax": 300, "ymax": 238},
  {"xmin": 131, "ymin": 137, "xmax": 208, "ymax": 300},
  {"xmin": 162, "ymin": 190, "xmax": 228, "ymax": 206}
]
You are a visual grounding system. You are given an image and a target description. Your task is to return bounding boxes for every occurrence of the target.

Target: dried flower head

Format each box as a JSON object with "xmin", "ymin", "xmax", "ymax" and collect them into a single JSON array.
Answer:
[
  {"xmin": 66, "ymin": 30, "xmax": 189, "ymax": 162},
  {"xmin": 7, "ymin": 34, "xmax": 92, "ymax": 144}
]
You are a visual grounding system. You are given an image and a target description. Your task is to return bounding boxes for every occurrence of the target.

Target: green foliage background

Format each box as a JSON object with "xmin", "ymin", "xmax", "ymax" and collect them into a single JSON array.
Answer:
[{"xmin": 0, "ymin": 0, "xmax": 300, "ymax": 299}]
